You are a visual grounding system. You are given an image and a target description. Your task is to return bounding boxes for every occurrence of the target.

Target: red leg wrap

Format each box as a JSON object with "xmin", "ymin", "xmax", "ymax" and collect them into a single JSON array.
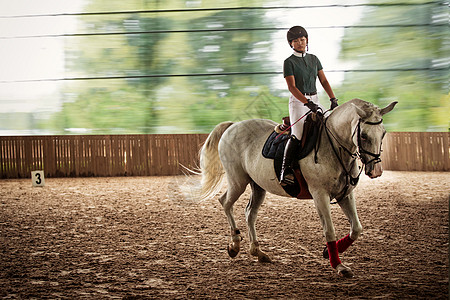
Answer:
[
  {"xmin": 326, "ymin": 241, "xmax": 341, "ymax": 269},
  {"xmin": 337, "ymin": 234, "xmax": 354, "ymax": 253}
]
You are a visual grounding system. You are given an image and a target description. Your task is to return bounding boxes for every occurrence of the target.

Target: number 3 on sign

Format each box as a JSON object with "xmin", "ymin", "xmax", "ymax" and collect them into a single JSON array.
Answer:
[{"xmin": 31, "ymin": 171, "xmax": 45, "ymax": 187}]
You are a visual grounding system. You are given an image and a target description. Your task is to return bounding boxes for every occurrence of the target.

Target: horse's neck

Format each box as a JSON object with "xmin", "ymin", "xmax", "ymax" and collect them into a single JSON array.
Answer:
[
  {"xmin": 312, "ymin": 113, "xmax": 359, "ymax": 176},
  {"xmin": 313, "ymin": 118, "xmax": 358, "ymax": 181},
  {"xmin": 325, "ymin": 110, "xmax": 358, "ymax": 154}
]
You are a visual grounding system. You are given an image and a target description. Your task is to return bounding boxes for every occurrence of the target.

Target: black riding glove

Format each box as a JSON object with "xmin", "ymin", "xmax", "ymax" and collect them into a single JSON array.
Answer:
[
  {"xmin": 330, "ymin": 98, "xmax": 339, "ymax": 110},
  {"xmin": 304, "ymin": 100, "xmax": 319, "ymax": 113}
]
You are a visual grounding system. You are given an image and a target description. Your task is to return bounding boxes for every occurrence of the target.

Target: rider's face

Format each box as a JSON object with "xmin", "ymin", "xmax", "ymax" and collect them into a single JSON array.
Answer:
[{"xmin": 290, "ymin": 36, "xmax": 307, "ymax": 52}]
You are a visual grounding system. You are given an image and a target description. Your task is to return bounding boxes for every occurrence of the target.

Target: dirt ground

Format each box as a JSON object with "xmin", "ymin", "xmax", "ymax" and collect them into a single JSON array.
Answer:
[{"xmin": 0, "ymin": 171, "xmax": 448, "ymax": 299}]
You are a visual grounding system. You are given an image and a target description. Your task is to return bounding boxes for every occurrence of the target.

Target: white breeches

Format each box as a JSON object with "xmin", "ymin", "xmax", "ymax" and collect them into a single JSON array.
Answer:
[{"xmin": 289, "ymin": 94, "xmax": 324, "ymax": 139}]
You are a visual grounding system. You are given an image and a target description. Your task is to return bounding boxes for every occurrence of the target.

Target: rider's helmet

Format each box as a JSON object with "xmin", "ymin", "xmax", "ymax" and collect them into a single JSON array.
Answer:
[{"xmin": 287, "ymin": 26, "xmax": 308, "ymax": 47}]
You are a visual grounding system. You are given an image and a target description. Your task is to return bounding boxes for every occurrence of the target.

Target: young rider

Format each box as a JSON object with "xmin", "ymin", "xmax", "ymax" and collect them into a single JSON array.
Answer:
[{"xmin": 280, "ymin": 26, "xmax": 339, "ymax": 186}]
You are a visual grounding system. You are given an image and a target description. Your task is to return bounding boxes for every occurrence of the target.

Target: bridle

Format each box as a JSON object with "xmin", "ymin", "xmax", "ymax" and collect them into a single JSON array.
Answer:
[
  {"xmin": 319, "ymin": 113, "xmax": 384, "ymax": 203},
  {"xmin": 323, "ymin": 117, "xmax": 384, "ymax": 168}
]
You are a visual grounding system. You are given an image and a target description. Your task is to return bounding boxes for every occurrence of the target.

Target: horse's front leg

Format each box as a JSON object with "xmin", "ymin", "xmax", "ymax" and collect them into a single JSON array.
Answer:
[
  {"xmin": 338, "ymin": 191, "xmax": 363, "ymax": 247},
  {"xmin": 323, "ymin": 191, "xmax": 363, "ymax": 255},
  {"xmin": 313, "ymin": 191, "xmax": 354, "ymax": 278},
  {"xmin": 322, "ymin": 192, "xmax": 362, "ymax": 278}
]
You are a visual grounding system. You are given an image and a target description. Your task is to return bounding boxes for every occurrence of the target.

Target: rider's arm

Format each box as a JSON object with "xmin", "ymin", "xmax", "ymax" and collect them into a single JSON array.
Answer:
[
  {"xmin": 285, "ymin": 75, "xmax": 309, "ymax": 104},
  {"xmin": 318, "ymin": 70, "xmax": 336, "ymax": 100}
]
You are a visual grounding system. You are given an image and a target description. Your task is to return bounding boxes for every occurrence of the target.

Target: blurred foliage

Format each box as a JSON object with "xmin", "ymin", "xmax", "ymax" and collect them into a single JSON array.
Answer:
[
  {"xmin": 47, "ymin": 0, "xmax": 286, "ymax": 134},
  {"xmin": 44, "ymin": 0, "xmax": 448, "ymax": 134},
  {"xmin": 336, "ymin": 0, "xmax": 449, "ymax": 131}
]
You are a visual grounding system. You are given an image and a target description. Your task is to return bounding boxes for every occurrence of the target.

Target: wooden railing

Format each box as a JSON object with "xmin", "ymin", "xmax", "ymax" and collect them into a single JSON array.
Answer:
[
  {"xmin": 381, "ymin": 132, "xmax": 449, "ymax": 172},
  {"xmin": 0, "ymin": 132, "xmax": 448, "ymax": 179},
  {"xmin": 0, "ymin": 134, "xmax": 208, "ymax": 179}
]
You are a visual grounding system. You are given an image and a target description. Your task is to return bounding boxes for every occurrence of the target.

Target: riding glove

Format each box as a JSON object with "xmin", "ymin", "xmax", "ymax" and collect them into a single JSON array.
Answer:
[
  {"xmin": 304, "ymin": 100, "xmax": 319, "ymax": 113},
  {"xmin": 330, "ymin": 98, "xmax": 339, "ymax": 110}
]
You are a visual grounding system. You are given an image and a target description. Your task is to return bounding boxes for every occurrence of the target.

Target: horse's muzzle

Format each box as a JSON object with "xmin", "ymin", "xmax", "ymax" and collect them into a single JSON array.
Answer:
[{"xmin": 366, "ymin": 162, "xmax": 383, "ymax": 178}]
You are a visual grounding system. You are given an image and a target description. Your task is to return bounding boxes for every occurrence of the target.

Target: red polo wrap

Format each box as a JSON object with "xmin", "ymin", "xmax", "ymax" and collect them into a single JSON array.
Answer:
[
  {"xmin": 337, "ymin": 234, "xmax": 354, "ymax": 253},
  {"xmin": 326, "ymin": 241, "xmax": 341, "ymax": 269}
]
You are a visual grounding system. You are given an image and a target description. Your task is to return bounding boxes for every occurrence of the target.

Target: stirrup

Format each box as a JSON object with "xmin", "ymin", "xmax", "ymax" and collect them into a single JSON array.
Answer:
[{"xmin": 280, "ymin": 169, "xmax": 295, "ymax": 186}]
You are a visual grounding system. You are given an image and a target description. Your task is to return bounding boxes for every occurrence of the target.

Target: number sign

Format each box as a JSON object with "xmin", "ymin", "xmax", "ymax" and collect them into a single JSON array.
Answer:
[{"xmin": 31, "ymin": 171, "xmax": 45, "ymax": 187}]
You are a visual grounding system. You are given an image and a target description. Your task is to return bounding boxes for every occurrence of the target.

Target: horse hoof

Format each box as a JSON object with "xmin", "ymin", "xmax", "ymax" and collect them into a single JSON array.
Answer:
[
  {"xmin": 336, "ymin": 264, "xmax": 354, "ymax": 278},
  {"xmin": 258, "ymin": 254, "xmax": 272, "ymax": 263},
  {"xmin": 227, "ymin": 245, "xmax": 239, "ymax": 258},
  {"xmin": 322, "ymin": 246, "xmax": 329, "ymax": 259}
]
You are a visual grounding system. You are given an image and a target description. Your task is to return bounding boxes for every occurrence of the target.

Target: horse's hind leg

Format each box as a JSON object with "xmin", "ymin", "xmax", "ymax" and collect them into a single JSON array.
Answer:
[
  {"xmin": 246, "ymin": 181, "xmax": 271, "ymax": 263},
  {"xmin": 219, "ymin": 181, "xmax": 248, "ymax": 258}
]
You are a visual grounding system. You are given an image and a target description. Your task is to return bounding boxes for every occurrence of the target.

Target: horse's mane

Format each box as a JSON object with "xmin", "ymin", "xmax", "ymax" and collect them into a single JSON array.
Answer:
[{"xmin": 336, "ymin": 98, "xmax": 381, "ymax": 121}]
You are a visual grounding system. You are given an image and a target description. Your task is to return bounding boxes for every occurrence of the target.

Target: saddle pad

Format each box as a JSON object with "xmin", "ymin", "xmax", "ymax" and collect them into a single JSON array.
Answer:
[{"xmin": 262, "ymin": 131, "xmax": 289, "ymax": 160}]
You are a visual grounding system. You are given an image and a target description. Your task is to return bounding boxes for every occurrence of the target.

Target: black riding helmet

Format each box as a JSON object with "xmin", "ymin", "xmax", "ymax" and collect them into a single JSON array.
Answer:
[{"xmin": 287, "ymin": 26, "xmax": 308, "ymax": 47}]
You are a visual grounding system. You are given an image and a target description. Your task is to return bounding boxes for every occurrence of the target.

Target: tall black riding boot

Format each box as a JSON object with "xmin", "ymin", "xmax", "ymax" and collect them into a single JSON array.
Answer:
[{"xmin": 280, "ymin": 135, "xmax": 301, "ymax": 186}]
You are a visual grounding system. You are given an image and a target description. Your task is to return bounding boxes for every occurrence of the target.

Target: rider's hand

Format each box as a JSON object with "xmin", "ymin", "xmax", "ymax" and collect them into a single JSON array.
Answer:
[
  {"xmin": 330, "ymin": 98, "xmax": 339, "ymax": 110},
  {"xmin": 304, "ymin": 100, "xmax": 319, "ymax": 113}
]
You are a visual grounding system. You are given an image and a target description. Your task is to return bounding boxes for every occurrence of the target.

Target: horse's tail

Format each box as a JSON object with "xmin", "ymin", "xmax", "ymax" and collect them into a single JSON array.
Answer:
[{"xmin": 199, "ymin": 121, "xmax": 234, "ymax": 200}]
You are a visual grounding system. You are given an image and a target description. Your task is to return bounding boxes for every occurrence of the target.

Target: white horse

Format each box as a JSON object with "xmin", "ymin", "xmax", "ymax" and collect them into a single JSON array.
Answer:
[{"xmin": 199, "ymin": 98, "xmax": 397, "ymax": 277}]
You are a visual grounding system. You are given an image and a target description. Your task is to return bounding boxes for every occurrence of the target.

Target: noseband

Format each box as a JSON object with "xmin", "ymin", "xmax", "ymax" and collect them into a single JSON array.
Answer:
[{"xmin": 356, "ymin": 119, "xmax": 383, "ymax": 165}]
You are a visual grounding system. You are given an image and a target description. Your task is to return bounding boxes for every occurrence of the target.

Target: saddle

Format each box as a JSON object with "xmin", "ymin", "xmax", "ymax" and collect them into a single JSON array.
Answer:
[{"xmin": 262, "ymin": 113, "xmax": 322, "ymax": 199}]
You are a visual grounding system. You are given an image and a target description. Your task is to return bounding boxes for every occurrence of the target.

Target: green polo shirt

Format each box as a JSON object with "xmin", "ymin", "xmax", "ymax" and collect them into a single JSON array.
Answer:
[{"xmin": 283, "ymin": 53, "xmax": 323, "ymax": 94}]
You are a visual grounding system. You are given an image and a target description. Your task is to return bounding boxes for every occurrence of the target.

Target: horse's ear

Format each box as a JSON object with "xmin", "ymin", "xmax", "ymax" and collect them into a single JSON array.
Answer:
[{"xmin": 380, "ymin": 101, "xmax": 398, "ymax": 115}]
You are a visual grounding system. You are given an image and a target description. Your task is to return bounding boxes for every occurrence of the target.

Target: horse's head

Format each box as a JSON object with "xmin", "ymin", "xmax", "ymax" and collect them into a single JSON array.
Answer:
[{"xmin": 348, "ymin": 99, "xmax": 398, "ymax": 178}]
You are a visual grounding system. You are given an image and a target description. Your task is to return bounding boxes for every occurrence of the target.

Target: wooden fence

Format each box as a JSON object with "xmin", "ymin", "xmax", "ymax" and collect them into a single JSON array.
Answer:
[
  {"xmin": 381, "ymin": 132, "xmax": 449, "ymax": 172},
  {"xmin": 0, "ymin": 132, "xmax": 448, "ymax": 179},
  {"xmin": 0, "ymin": 134, "xmax": 208, "ymax": 179}
]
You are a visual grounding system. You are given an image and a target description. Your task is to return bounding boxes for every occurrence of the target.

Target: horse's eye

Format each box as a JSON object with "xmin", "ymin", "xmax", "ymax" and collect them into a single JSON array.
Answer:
[{"xmin": 361, "ymin": 133, "xmax": 368, "ymax": 140}]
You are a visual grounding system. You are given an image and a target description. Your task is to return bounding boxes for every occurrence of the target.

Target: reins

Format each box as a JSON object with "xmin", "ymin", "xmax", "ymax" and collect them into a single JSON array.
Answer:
[{"xmin": 322, "ymin": 117, "xmax": 362, "ymax": 203}]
